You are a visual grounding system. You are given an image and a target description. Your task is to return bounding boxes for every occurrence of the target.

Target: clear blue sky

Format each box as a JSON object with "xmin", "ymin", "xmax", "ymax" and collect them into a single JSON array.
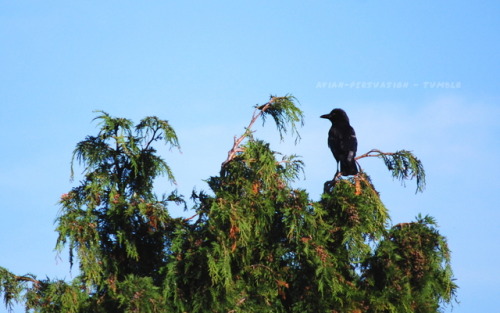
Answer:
[{"xmin": 1, "ymin": 1, "xmax": 499, "ymax": 312}]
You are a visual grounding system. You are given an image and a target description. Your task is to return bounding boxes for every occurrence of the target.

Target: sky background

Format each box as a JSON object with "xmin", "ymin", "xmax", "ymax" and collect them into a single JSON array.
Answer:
[{"xmin": 1, "ymin": 1, "xmax": 499, "ymax": 312}]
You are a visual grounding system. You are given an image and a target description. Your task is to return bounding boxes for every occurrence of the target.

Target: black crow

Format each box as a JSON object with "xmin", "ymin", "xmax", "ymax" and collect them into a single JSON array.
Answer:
[{"xmin": 321, "ymin": 108, "xmax": 358, "ymax": 176}]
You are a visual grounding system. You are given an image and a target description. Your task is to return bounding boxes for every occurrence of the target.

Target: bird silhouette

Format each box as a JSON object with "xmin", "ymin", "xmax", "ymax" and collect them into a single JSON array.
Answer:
[{"xmin": 321, "ymin": 108, "xmax": 358, "ymax": 177}]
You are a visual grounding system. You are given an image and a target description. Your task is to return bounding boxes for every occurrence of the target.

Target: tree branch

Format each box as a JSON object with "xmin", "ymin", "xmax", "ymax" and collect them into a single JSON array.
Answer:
[
  {"xmin": 221, "ymin": 100, "xmax": 274, "ymax": 167},
  {"xmin": 14, "ymin": 275, "xmax": 42, "ymax": 287},
  {"xmin": 144, "ymin": 127, "xmax": 159, "ymax": 150},
  {"xmin": 184, "ymin": 213, "xmax": 199, "ymax": 222},
  {"xmin": 355, "ymin": 149, "xmax": 396, "ymax": 160},
  {"xmin": 355, "ymin": 148, "xmax": 426, "ymax": 193}
]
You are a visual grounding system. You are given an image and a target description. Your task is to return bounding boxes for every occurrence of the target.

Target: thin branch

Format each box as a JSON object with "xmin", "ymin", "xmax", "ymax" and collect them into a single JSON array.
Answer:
[
  {"xmin": 222, "ymin": 100, "xmax": 274, "ymax": 167},
  {"xmin": 144, "ymin": 127, "xmax": 159, "ymax": 150},
  {"xmin": 393, "ymin": 222, "xmax": 413, "ymax": 229},
  {"xmin": 14, "ymin": 275, "xmax": 42, "ymax": 287},
  {"xmin": 355, "ymin": 148, "xmax": 426, "ymax": 193},
  {"xmin": 355, "ymin": 149, "xmax": 396, "ymax": 160},
  {"xmin": 184, "ymin": 213, "xmax": 199, "ymax": 222}
]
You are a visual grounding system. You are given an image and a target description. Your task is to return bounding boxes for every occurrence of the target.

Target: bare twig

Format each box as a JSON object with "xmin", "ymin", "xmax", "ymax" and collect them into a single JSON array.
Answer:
[
  {"xmin": 222, "ymin": 100, "xmax": 274, "ymax": 167},
  {"xmin": 355, "ymin": 149, "xmax": 396, "ymax": 160},
  {"xmin": 184, "ymin": 213, "xmax": 198, "ymax": 222},
  {"xmin": 144, "ymin": 127, "xmax": 159, "ymax": 150},
  {"xmin": 393, "ymin": 222, "xmax": 413, "ymax": 229}
]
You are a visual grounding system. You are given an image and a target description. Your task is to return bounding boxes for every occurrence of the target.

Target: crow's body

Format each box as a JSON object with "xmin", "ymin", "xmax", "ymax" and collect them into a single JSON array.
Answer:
[{"xmin": 321, "ymin": 109, "xmax": 358, "ymax": 176}]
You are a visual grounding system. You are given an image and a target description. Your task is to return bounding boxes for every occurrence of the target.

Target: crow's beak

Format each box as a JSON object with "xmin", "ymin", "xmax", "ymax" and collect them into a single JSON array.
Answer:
[{"xmin": 320, "ymin": 114, "xmax": 330, "ymax": 119}]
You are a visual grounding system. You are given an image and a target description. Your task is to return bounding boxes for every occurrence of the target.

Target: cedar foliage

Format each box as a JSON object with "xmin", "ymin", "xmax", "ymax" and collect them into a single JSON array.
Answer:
[{"xmin": 1, "ymin": 96, "xmax": 456, "ymax": 312}]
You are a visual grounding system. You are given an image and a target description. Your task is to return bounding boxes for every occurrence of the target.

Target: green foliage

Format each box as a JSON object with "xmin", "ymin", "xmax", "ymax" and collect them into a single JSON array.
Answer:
[
  {"xmin": 258, "ymin": 95, "xmax": 304, "ymax": 143},
  {"xmin": 0, "ymin": 268, "xmax": 88, "ymax": 313},
  {"xmin": 321, "ymin": 174, "xmax": 389, "ymax": 267},
  {"xmin": 358, "ymin": 149, "xmax": 426, "ymax": 193},
  {"xmin": 0, "ymin": 267, "xmax": 26, "ymax": 311},
  {"xmin": 0, "ymin": 97, "xmax": 456, "ymax": 312},
  {"xmin": 112, "ymin": 275, "xmax": 166, "ymax": 313},
  {"xmin": 362, "ymin": 215, "xmax": 457, "ymax": 312},
  {"xmin": 24, "ymin": 279, "xmax": 87, "ymax": 313},
  {"xmin": 55, "ymin": 112, "xmax": 183, "ymax": 311}
]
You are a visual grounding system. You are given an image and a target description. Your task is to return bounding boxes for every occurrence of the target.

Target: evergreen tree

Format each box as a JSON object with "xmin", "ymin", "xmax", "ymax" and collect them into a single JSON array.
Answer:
[{"xmin": 1, "ymin": 96, "xmax": 456, "ymax": 312}]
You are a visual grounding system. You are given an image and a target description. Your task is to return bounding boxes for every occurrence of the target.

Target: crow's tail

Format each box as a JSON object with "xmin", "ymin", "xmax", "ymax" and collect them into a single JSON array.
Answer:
[{"xmin": 340, "ymin": 160, "xmax": 358, "ymax": 176}]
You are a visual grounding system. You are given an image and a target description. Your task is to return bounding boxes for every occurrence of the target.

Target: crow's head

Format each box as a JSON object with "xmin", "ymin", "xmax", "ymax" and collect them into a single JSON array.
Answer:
[{"xmin": 320, "ymin": 108, "xmax": 350, "ymax": 124}]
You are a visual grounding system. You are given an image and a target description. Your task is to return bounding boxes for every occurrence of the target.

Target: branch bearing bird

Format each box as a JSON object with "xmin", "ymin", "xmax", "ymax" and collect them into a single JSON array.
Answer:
[{"xmin": 321, "ymin": 108, "xmax": 358, "ymax": 176}]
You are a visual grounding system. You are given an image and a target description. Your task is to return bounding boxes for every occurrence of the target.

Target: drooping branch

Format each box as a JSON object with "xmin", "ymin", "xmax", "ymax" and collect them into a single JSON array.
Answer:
[
  {"xmin": 0, "ymin": 267, "xmax": 42, "ymax": 288},
  {"xmin": 356, "ymin": 149, "xmax": 426, "ymax": 193},
  {"xmin": 0, "ymin": 267, "xmax": 44, "ymax": 311},
  {"xmin": 14, "ymin": 275, "xmax": 41, "ymax": 287},
  {"xmin": 222, "ymin": 95, "xmax": 303, "ymax": 167}
]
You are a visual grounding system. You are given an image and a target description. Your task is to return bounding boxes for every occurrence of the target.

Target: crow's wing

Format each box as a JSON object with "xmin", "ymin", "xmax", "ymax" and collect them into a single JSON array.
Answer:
[
  {"xmin": 343, "ymin": 125, "xmax": 357, "ymax": 162},
  {"xmin": 329, "ymin": 125, "xmax": 357, "ymax": 160}
]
